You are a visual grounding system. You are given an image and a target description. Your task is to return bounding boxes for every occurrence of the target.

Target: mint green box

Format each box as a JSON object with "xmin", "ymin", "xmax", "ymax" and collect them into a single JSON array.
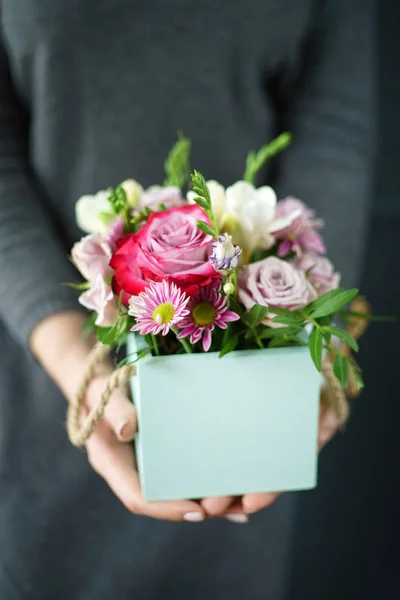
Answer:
[{"xmin": 127, "ymin": 334, "xmax": 320, "ymax": 502}]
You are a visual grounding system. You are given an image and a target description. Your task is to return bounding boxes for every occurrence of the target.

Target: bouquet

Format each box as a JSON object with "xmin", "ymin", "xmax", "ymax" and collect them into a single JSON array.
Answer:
[
  {"xmin": 67, "ymin": 134, "xmax": 373, "ymax": 501},
  {"xmin": 70, "ymin": 133, "xmax": 364, "ymax": 390}
]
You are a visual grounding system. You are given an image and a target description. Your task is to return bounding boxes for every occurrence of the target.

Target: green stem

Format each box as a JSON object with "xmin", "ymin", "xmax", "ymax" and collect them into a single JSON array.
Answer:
[
  {"xmin": 209, "ymin": 211, "xmax": 219, "ymax": 237},
  {"xmin": 251, "ymin": 327, "xmax": 264, "ymax": 350},
  {"xmin": 151, "ymin": 334, "xmax": 160, "ymax": 356},
  {"xmin": 171, "ymin": 327, "xmax": 193, "ymax": 353}
]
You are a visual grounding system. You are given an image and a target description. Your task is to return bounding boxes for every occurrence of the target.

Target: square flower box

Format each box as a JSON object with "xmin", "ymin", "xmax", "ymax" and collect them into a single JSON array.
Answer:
[{"xmin": 128, "ymin": 333, "xmax": 321, "ymax": 502}]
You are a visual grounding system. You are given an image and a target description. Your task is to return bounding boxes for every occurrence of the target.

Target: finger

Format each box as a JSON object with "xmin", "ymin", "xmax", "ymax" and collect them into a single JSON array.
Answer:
[
  {"xmin": 201, "ymin": 496, "xmax": 236, "ymax": 517},
  {"xmin": 87, "ymin": 375, "xmax": 137, "ymax": 442},
  {"xmin": 242, "ymin": 492, "xmax": 281, "ymax": 514},
  {"xmin": 87, "ymin": 432, "xmax": 206, "ymax": 522}
]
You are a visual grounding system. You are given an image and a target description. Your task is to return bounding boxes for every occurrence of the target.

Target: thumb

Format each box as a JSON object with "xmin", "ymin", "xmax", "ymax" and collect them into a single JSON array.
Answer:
[{"xmin": 86, "ymin": 373, "xmax": 138, "ymax": 442}]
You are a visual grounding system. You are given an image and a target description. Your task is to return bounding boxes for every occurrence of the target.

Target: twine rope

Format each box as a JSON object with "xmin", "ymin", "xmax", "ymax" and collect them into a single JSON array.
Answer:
[
  {"xmin": 67, "ymin": 344, "xmax": 136, "ymax": 447},
  {"xmin": 67, "ymin": 300, "xmax": 370, "ymax": 447}
]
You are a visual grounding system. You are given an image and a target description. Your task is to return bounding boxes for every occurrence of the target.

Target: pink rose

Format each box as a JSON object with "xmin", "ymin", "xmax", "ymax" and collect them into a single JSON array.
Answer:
[
  {"xmin": 273, "ymin": 197, "xmax": 326, "ymax": 257},
  {"xmin": 71, "ymin": 233, "xmax": 113, "ymax": 282},
  {"xmin": 238, "ymin": 256, "xmax": 317, "ymax": 321},
  {"xmin": 78, "ymin": 275, "xmax": 118, "ymax": 327},
  {"xmin": 295, "ymin": 253, "xmax": 341, "ymax": 296},
  {"xmin": 105, "ymin": 215, "xmax": 125, "ymax": 249},
  {"xmin": 110, "ymin": 204, "xmax": 220, "ymax": 301}
]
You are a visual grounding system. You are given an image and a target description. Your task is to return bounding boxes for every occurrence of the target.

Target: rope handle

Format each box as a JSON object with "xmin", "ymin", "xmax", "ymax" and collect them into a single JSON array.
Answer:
[
  {"xmin": 67, "ymin": 300, "xmax": 370, "ymax": 447},
  {"xmin": 66, "ymin": 343, "xmax": 136, "ymax": 447}
]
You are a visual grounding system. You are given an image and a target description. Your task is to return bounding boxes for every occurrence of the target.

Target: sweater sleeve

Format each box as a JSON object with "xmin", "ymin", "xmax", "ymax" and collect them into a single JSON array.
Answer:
[
  {"xmin": 0, "ymin": 41, "xmax": 82, "ymax": 346},
  {"xmin": 274, "ymin": 0, "xmax": 375, "ymax": 287}
]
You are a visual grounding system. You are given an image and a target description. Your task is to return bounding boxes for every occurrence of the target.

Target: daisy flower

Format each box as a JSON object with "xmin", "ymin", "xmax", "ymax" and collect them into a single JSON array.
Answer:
[
  {"xmin": 177, "ymin": 283, "xmax": 240, "ymax": 351},
  {"xmin": 128, "ymin": 280, "xmax": 189, "ymax": 336}
]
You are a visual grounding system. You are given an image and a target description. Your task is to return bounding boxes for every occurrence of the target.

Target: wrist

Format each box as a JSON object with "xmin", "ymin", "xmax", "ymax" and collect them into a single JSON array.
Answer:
[{"xmin": 30, "ymin": 310, "xmax": 112, "ymax": 401}]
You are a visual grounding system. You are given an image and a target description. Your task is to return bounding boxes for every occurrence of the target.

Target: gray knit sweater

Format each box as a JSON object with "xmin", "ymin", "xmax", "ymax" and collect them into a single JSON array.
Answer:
[{"xmin": 0, "ymin": 1, "xmax": 374, "ymax": 599}]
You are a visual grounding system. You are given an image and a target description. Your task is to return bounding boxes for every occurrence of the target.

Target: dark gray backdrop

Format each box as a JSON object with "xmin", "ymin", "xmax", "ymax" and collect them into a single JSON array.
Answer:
[{"xmin": 286, "ymin": 3, "xmax": 400, "ymax": 598}]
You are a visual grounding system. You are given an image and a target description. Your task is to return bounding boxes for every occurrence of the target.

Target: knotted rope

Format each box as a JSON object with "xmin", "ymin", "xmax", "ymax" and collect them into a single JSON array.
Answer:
[
  {"xmin": 67, "ymin": 300, "xmax": 370, "ymax": 447},
  {"xmin": 67, "ymin": 344, "xmax": 136, "ymax": 447}
]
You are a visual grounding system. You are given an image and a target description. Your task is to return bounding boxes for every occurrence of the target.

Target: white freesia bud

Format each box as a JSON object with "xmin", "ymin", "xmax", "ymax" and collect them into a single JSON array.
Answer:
[
  {"xmin": 121, "ymin": 179, "xmax": 144, "ymax": 207},
  {"xmin": 209, "ymin": 233, "xmax": 242, "ymax": 275},
  {"xmin": 75, "ymin": 190, "xmax": 113, "ymax": 234}
]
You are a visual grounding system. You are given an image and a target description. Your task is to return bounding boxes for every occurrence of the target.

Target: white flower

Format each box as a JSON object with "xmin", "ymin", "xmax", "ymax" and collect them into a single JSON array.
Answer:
[
  {"xmin": 188, "ymin": 179, "xmax": 300, "ymax": 257},
  {"xmin": 223, "ymin": 181, "xmax": 300, "ymax": 255},
  {"xmin": 187, "ymin": 180, "xmax": 226, "ymax": 221},
  {"xmin": 121, "ymin": 179, "xmax": 144, "ymax": 207},
  {"xmin": 75, "ymin": 190, "xmax": 113, "ymax": 234}
]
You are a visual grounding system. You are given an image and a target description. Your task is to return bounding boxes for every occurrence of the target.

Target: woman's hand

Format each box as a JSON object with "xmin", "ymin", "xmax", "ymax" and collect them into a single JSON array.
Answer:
[
  {"xmin": 84, "ymin": 373, "xmax": 343, "ymax": 523},
  {"xmin": 201, "ymin": 403, "xmax": 343, "ymax": 520},
  {"xmin": 84, "ymin": 373, "xmax": 208, "ymax": 521},
  {"xmin": 30, "ymin": 310, "xmax": 344, "ymax": 523}
]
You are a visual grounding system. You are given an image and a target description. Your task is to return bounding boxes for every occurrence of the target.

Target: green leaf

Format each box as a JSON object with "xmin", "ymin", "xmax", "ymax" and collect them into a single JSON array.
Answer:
[
  {"xmin": 316, "ymin": 315, "xmax": 333, "ymax": 327},
  {"xmin": 196, "ymin": 220, "xmax": 217, "ymax": 238},
  {"xmin": 228, "ymin": 296, "xmax": 247, "ymax": 321},
  {"xmin": 62, "ymin": 281, "xmax": 91, "ymax": 291},
  {"xmin": 259, "ymin": 326, "xmax": 301, "ymax": 339},
  {"xmin": 163, "ymin": 134, "xmax": 192, "ymax": 188},
  {"xmin": 352, "ymin": 368, "xmax": 365, "ymax": 390},
  {"xmin": 83, "ymin": 312, "xmax": 98, "ymax": 335},
  {"xmin": 108, "ymin": 185, "xmax": 129, "ymax": 216},
  {"xmin": 307, "ymin": 288, "xmax": 359, "ymax": 319},
  {"xmin": 309, "ymin": 327, "xmax": 323, "ymax": 372},
  {"xmin": 191, "ymin": 170, "xmax": 211, "ymax": 204},
  {"xmin": 219, "ymin": 335, "xmax": 239, "ymax": 358},
  {"xmin": 338, "ymin": 309, "xmax": 396, "ymax": 323},
  {"xmin": 117, "ymin": 348, "xmax": 151, "ymax": 368},
  {"xmin": 247, "ymin": 304, "xmax": 269, "ymax": 326},
  {"xmin": 192, "ymin": 195, "xmax": 210, "ymax": 210},
  {"xmin": 96, "ymin": 315, "xmax": 130, "ymax": 346},
  {"xmin": 268, "ymin": 336, "xmax": 295, "ymax": 348},
  {"xmin": 333, "ymin": 353, "xmax": 349, "ymax": 387},
  {"xmin": 243, "ymin": 132, "xmax": 292, "ymax": 184},
  {"xmin": 322, "ymin": 326, "xmax": 359, "ymax": 352},
  {"xmin": 272, "ymin": 314, "xmax": 305, "ymax": 326},
  {"xmin": 265, "ymin": 306, "xmax": 295, "ymax": 316}
]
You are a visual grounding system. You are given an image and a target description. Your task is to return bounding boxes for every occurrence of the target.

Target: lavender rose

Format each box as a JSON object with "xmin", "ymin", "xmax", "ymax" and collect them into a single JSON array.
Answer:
[
  {"xmin": 136, "ymin": 185, "xmax": 184, "ymax": 213},
  {"xmin": 238, "ymin": 256, "xmax": 317, "ymax": 321},
  {"xmin": 273, "ymin": 197, "xmax": 326, "ymax": 257},
  {"xmin": 295, "ymin": 253, "xmax": 340, "ymax": 296}
]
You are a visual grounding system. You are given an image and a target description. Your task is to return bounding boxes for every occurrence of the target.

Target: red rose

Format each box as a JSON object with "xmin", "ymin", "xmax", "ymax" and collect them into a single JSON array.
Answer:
[{"xmin": 110, "ymin": 205, "xmax": 220, "ymax": 302}]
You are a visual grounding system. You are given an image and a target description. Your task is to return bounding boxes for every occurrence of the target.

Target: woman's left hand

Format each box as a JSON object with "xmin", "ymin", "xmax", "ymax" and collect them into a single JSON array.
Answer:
[{"xmin": 201, "ymin": 403, "xmax": 344, "ymax": 522}]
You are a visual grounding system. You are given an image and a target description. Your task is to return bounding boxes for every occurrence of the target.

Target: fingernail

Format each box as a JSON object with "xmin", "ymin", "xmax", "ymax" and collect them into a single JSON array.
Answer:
[
  {"xmin": 115, "ymin": 417, "xmax": 134, "ymax": 442},
  {"xmin": 225, "ymin": 514, "xmax": 249, "ymax": 524},
  {"xmin": 183, "ymin": 512, "xmax": 205, "ymax": 522}
]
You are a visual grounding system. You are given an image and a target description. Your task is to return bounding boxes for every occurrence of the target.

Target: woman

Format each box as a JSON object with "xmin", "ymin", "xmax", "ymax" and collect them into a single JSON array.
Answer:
[{"xmin": 0, "ymin": 1, "xmax": 373, "ymax": 599}]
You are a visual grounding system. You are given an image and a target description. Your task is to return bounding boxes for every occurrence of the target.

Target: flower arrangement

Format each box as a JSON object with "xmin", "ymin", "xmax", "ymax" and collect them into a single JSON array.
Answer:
[{"xmin": 70, "ymin": 134, "xmax": 369, "ymax": 390}]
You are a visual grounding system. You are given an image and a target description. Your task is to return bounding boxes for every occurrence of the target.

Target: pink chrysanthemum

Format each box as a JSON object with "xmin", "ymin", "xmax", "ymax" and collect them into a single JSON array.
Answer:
[
  {"xmin": 128, "ymin": 280, "xmax": 189, "ymax": 336},
  {"xmin": 177, "ymin": 283, "xmax": 240, "ymax": 352}
]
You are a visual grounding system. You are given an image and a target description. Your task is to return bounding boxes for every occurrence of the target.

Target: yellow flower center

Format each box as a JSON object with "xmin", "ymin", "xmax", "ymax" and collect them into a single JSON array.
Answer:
[
  {"xmin": 152, "ymin": 303, "xmax": 175, "ymax": 324},
  {"xmin": 192, "ymin": 301, "xmax": 216, "ymax": 326}
]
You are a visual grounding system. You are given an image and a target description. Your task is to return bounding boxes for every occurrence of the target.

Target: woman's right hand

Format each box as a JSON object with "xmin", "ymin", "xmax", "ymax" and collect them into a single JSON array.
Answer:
[{"xmin": 83, "ymin": 372, "xmax": 209, "ymax": 522}]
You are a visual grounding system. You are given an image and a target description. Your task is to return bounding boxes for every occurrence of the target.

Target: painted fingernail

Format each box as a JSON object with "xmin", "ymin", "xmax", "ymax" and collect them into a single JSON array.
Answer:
[
  {"xmin": 183, "ymin": 512, "xmax": 205, "ymax": 522},
  {"xmin": 225, "ymin": 514, "xmax": 249, "ymax": 524},
  {"xmin": 115, "ymin": 417, "xmax": 134, "ymax": 441}
]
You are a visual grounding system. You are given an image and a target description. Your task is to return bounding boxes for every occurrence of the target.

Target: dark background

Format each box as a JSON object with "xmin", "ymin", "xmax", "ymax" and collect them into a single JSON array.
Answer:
[{"xmin": 287, "ymin": 4, "xmax": 400, "ymax": 598}]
